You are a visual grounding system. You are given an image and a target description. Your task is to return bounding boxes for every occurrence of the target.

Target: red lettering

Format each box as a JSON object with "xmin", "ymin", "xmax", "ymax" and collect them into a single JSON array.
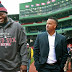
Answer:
[
  {"xmin": 2, "ymin": 38, "xmax": 4, "ymax": 43},
  {"xmin": 9, "ymin": 38, "xmax": 12, "ymax": 43},
  {"xmin": 12, "ymin": 38, "xmax": 16, "ymax": 42},
  {"xmin": 0, "ymin": 38, "xmax": 4, "ymax": 43},
  {"xmin": 6, "ymin": 38, "xmax": 9, "ymax": 43}
]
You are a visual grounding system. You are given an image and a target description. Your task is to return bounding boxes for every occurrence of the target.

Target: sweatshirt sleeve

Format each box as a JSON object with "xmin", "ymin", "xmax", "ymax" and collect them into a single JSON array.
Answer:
[{"xmin": 18, "ymin": 24, "xmax": 28, "ymax": 65}]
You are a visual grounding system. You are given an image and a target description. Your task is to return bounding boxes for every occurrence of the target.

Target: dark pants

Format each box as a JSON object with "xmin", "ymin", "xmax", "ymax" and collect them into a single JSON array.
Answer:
[{"xmin": 38, "ymin": 63, "xmax": 63, "ymax": 72}]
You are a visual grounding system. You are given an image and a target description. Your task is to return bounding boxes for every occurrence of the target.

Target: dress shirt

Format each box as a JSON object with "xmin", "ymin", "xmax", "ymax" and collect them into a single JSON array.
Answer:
[{"xmin": 47, "ymin": 32, "xmax": 57, "ymax": 64}]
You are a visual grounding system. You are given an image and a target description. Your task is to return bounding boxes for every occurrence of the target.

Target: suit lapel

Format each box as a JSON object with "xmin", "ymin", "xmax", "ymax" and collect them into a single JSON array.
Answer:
[
  {"xmin": 46, "ymin": 32, "xmax": 59, "ymax": 50},
  {"xmin": 44, "ymin": 32, "xmax": 49, "ymax": 55},
  {"xmin": 55, "ymin": 32, "xmax": 61, "ymax": 60},
  {"xmin": 55, "ymin": 32, "xmax": 60, "ymax": 48},
  {"xmin": 44, "ymin": 32, "xmax": 49, "ymax": 45}
]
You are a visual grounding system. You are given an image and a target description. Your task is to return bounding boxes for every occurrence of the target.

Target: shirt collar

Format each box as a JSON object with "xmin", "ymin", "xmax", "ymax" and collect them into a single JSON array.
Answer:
[{"xmin": 47, "ymin": 31, "xmax": 56, "ymax": 36}]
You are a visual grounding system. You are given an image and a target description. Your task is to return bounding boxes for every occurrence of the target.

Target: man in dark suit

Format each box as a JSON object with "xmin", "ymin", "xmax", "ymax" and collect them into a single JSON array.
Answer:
[{"xmin": 33, "ymin": 17, "xmax": 68, "ymax": 72}]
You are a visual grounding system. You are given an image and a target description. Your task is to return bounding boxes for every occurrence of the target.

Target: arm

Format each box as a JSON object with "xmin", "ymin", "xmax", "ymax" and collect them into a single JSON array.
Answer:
[
  {"xmin": 33, "ymin": 35, "xmax": 40, "ymax": 70},
  {"xmin": 18, "ymin": 25, "xmax": 28, "ymax": 71},
  {"xmin": 60, "ymin": 37, "xmax": 68, "ymax": 69}
]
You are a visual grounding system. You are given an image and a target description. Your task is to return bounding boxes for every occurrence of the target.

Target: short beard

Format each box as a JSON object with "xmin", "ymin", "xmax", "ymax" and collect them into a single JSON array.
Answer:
[{"xmin": 0, "ymin": 16, "xmax": 8, "ymax": 26}]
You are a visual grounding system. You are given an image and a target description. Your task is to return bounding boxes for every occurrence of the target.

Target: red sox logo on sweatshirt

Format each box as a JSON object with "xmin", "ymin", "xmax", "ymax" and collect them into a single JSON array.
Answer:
[{"xmin": 0, "ymin": 33, "xmax": 16, "ymax": 48}]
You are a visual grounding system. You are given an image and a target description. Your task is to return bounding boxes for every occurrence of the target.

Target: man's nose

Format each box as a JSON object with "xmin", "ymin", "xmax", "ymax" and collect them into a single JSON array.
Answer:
[{"xmin": 47, "ymin": 24, "xmax": 49, "ymax": 27}]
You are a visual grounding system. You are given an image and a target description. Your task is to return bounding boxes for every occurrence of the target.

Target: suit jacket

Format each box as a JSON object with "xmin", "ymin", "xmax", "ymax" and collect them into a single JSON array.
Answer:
[{"xmin": 33, "ymin": 32, "xmax": 68, "ymax": 71}]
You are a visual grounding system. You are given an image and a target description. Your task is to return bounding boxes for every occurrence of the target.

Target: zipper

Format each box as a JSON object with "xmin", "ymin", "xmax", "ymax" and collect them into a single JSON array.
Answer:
[{"xmin": 3, "ymin": 27, "xmax": 6, "ymax": 38}]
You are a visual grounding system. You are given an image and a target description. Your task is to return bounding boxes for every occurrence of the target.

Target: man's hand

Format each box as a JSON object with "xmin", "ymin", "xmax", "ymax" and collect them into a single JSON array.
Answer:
[{"xmin": 20, "ymin": 65, "xmax": 27, "ymax": 71}]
